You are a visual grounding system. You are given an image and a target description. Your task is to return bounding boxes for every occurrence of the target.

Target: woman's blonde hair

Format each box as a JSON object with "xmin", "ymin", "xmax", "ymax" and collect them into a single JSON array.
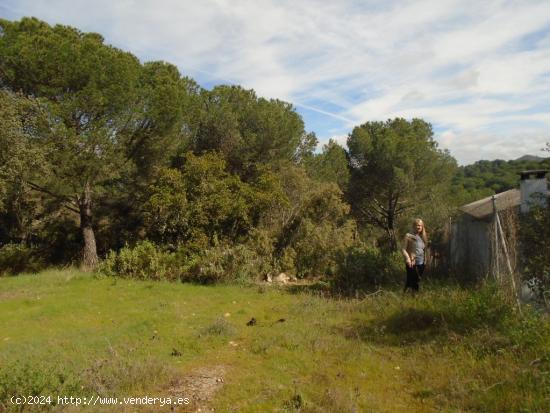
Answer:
[{"xmin": 412, "ymin": 218, "xmax": 428, "ymax": 244}]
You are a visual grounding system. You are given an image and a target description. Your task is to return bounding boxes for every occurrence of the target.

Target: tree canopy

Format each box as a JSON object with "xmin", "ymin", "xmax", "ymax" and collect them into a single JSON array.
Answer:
[
  {"xmin": 0, "ymin": 16, "xmax": 478, "ymax": 283},
  {"xmin": 452, "ymin": 156, "xmax": 550, "ymax": 199},
  {"xmin": 347, "ymin": 118, "xmax": 457, "ymax": 249},
  {"xmin": 190, "ymin": 85, "xmax": 316, "ymax": 177},
  {"xmin": 0, "ymin": 17, "xmax": 197, "ymax": 267}
]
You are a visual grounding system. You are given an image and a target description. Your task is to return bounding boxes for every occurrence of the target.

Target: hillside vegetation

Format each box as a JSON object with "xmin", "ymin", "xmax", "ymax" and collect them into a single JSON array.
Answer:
[{"xmin": 453, "ymin": 156, "xmax": 550, "ymax": 201}]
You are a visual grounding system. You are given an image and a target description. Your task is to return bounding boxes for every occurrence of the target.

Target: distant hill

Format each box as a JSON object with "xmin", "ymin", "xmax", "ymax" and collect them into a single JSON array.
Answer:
[
  {"xmin": 453, "ymin": 155, "xmax": 550, "ymax": 199},
  {"xmin": 514, "ymin": 154, "xmax": 547, "ymax": 162}
]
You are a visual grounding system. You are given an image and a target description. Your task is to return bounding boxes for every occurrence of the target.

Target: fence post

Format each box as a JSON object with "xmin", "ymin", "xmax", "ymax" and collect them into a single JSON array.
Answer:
[
  {"xmin": 492, "ymin": 196, "xmax": 499, "ymax": 281},
  {"xmin": 496, "ymin": 212, "xmax": 522, "ymax": 313}
]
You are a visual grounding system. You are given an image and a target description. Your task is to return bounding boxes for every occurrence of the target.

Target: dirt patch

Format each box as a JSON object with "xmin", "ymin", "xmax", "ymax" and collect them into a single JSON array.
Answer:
[
  {"xmin": 0, "ymin": 290, "xmax": 29, "ymax": 301},
  {"xmin": 167, "ymin": 365, "xmax": 226, "ymax": 412}
]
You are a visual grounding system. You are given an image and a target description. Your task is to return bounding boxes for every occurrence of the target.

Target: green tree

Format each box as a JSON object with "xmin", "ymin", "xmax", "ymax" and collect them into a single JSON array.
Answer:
[
  {"xmin": 347, "ymin": 118, "xmax": 457, "ymax": 249},
  {"xmin": 92, "ymin": 61, "xmax": 200, "ymax": 253},
  {"xmin": 255, "ymin": 163, "xmax": 355, "ymax": 276},
  {"xmin": 191, "ymin": 85, "xmax": 315, "ymax": 177},
  {"xmin": 144, "ymin": 152, "xmax": 285, "ymax": 251},
  {"xmin": 305, "ymin": 139, "xmax": 350, "ymax": 190},
  {"xmin": 0, "ymin": 18, "xmax": 193, "ymax": 268},
  {"xmin": 452, "ymin": 155, "xmax": 550, "ymax": 198},
  {"xmin": 0, "ymin": 90, "xmax": 49, "ymax": 243},
  {"xmin": 0, "ymin": 91, "xmax": 25, "ymax": 214}
]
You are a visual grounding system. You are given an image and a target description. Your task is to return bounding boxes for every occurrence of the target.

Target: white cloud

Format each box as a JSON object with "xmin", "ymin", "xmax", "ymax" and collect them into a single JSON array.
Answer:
[
  {"xmin": 436, "ymin": 129, "xmax": 549, "ymax": 164},
  {"xmin": 325, "ymin": 134, "xmax": 348, "ymax": 149},
  {"xmin": 3, "ymin": 0, "xmax": 550, "ymax": 164}
]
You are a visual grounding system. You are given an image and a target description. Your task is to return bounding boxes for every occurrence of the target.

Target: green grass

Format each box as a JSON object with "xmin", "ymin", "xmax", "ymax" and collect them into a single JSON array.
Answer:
[{"xmin": 0, "ymin": 270, "xmax": 549, "ymax": 412}]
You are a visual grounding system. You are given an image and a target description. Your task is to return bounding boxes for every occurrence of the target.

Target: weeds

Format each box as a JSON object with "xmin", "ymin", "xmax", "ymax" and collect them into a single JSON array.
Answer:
[{"xmin": 199, "ymin": 317, "xmax": 236, "ymax": 337}]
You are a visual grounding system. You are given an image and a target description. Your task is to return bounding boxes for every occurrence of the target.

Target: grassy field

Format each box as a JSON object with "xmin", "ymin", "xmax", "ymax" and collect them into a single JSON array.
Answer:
[{"xmin": 0, "ymin": 270, "xmax": 549, "ymax": 412}]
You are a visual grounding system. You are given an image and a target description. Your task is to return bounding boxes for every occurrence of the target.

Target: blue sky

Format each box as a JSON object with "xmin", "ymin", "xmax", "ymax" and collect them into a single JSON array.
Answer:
[{"xmin": 2, "ymin": 0, "xmax": 550, "ymax": 164}]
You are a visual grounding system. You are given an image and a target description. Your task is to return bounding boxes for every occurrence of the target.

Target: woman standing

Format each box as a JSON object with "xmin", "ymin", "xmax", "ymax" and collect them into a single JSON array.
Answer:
[{"xmin": 401, "ymin": 218, "xmax": 428, "ymax": 293}]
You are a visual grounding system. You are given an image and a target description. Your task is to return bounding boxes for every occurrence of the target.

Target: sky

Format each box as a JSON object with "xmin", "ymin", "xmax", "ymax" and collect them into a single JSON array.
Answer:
[{"xmin": 1, "ymin": 0, "xmax": 550, "ymax": 165}]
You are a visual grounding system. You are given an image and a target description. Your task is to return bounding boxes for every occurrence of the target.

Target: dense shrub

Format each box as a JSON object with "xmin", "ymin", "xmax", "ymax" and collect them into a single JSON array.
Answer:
[
  {"xmin": 144, "ymin": 153, "xmax": 284, "ymax": 251},
  {"xmin": 262, "ymin": 169, "xmax": 356, "ymax": 278},
  {"xmin": 332, "ymin": 244, "xmax": 403, "ymax": 292},
  {"xmin": 520, "ymin": 206, "xmax": 550, "ymax": 303},
  {"xmin": 292, "ymin": 219, "xmax": 355, "ymax": 277},
  {"xmin": 185, "ymin": 243, "xmax": 272, "ymax": 284},
  {"xmin": 99, "ymin": 241, "xmax": 272, "ymax": 284},
  {"xmin": 99, "ymin": 241, "xmax": 181, "ymax": 281},
  {"xmin": 0, "ymin": 243, "xmax": 45, "ymax": 275}
]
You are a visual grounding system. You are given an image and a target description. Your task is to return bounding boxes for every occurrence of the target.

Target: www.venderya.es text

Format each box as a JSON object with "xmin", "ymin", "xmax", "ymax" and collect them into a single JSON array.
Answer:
[{"xmin": 10, "ymin": 395, "xmax": 190, "ymax": 407}]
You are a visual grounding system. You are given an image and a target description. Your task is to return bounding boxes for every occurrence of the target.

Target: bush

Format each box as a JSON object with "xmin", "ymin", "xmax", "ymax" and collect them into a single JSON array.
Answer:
[
  {"xmin": 185, "ymin": 243, "xmax": 272, "ymax": 284},
  {"xmin": 332, "ymin": 244, "xmax": 403, "ymax": 292},
  {"xmin": 144, "ymin": 153, "xmax": 273, "ymax": 250},
  {"xmin": 199, "ymin": 317, "xmax": 236, "ymax": 337},
  {"xmin": 255, "ymin": 168, "xmax": 356, "ymax": 279},
  {"xmin": 99, "ymin": 241, "xmax": 272, "ymax": 284},
  {"xmin": 0, "ymin": 361, "xmax": 81, "ymax": 412},
  {"xmin": 99, "ymin": 241, "xmax": 182, "ymax": 281},
  {"xmin": 291, "ymin": 219, "xmax": 355, "ymax": 277},
  {"xmin": 520, "ymin": 206, "xmax": 550, "ymax": 303},
  {"xmin": 0, "ymin": 243, "xmax": 45, "ymax": 275},
  {"xmin": 437, "ymin": 284, "xmax": 515, "ymax": 333}
]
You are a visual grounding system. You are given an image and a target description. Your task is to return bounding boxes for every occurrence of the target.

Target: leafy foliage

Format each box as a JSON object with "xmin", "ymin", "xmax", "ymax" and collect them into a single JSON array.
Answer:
[
  {"xmin": 332, "ymin": 244, "xmax": 403, "ymax": 293},
  {"xmin": 99, "ymin": 240, "xmax": 180, "ymax": 281},
  {"xmin": 347, "ymin": 118, "xmax": 457, "ymax": 249},
  {"xmin": 186, "ymin": 243, "xmax": 272, "ymax": 284},
  {"xmin": 453, "ymin": 157, "xmax": 550, "ymax": 198},
  {"xmin": 190, "ymin": 85, "xmax": 314, "ymax": 176},
  {"xmin": 519, "ymin": 206, "xmax": 550, "ymax": 301},
  {"xmin": 0, "ymin": 243, "xmax": 46, "ymax": 275},
  {"xmin": 305, "ymin": 139, "xmax": 350, "ymax": 190},
  {"xmin": 0, "ymin": 91, "xmax": 48, "ymax": 242},
  {"xmin": 144, "ymin": 152, "xmax": 283, "ymax": 250},
  {"xmin": 0, "ymin": 17, "xmax": 196, "ymax": 268},
  {"xmin": 99, "ymin": 240, "xmax": 273, "ymax": 284}
]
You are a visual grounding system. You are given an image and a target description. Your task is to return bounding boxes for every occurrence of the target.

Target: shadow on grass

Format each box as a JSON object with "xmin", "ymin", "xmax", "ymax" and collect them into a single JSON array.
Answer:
[
  {"xmin": 337, "ymin": 307, "xmax": 448, "ymax": 346},
  {"xmin": 283, "ymin": 280, "xmax": 389, "ymax": 298},
  {"xmin": 284, "ymin": 281, "xmax": 332, "ymax": 296},
  {"xmin": 336, "ymin": 283, "xmax": 523, "ymax": 347}
]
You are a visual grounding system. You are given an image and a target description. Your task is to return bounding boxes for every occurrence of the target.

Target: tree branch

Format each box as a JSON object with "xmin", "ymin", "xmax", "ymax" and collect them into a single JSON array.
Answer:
[
  {"xmin": 359, "ymin": 205, "xmax": 386, "ymax": 228},
  {"xmin": 25, "ymin": 180, "xmax": 80, "ymax": 214}
]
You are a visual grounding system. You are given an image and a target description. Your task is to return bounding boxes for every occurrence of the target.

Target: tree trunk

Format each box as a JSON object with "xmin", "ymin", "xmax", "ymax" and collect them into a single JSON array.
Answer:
[
  {"xmin": 79, "ymin": 182, "xmax": 99, "ymax": 270},
  {"xmin": 385, "ymin": 226, "xmax": 397, "ymax": 251},
  {"xmin": 387, "ymin": 198, "xmax": 398, "ymax": 251}
]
